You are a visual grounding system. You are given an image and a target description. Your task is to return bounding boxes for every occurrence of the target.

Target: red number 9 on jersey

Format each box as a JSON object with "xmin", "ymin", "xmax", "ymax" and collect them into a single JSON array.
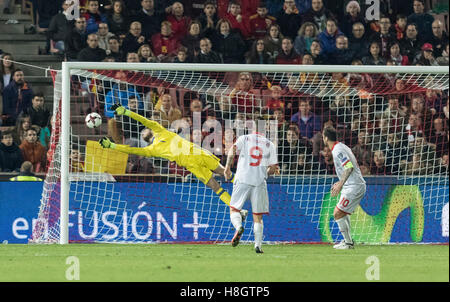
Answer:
[{"xmin": 249, "ymin": 146, "xmax": 263, "ymax": 167}]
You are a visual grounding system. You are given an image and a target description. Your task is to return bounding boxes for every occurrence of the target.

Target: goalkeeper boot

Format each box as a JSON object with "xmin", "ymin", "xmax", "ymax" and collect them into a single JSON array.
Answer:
[
  {"xmin": 231, "ymin": 226, "xmax": 244, "ymax": 247},
  {"xmin": 255, "ymin": 246, "xmax": 264, "ymax": 254},
  {"xmin": 240, "ymin": 209, "xmax": 248, "ymax": 223},
  {"xmin": 333, "ymin": 240, "xmax": 354, "ymax": 250}
]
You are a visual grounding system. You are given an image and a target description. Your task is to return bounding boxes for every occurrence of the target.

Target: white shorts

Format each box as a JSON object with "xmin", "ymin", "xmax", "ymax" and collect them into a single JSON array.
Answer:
[
  {"xmin": 336, "ymin": 185, "xmax": 366, "ymax": 214},
  {"xmin": 230, "ymin": 181, "xmax": 269, "ymax": 215}
]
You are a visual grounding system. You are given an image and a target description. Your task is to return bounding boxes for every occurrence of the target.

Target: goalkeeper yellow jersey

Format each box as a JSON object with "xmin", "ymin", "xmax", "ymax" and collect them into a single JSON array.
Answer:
[{"xmin": 113, "ymin": 111, "xmax": 220, "ymax": 169}]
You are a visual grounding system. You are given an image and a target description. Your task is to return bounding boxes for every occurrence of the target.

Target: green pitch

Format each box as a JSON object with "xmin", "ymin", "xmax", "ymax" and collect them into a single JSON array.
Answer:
[{"xmin": 0, "ymin": 244, "xmax": 448, "ymax": 282}]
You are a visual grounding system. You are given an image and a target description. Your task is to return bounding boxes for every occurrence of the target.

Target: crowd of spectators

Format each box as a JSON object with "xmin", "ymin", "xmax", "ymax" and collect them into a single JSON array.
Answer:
[
  {"xmin": 89, "ymin": 67, "xmax": 449, "ymax": 177},
  {"xmin": 1, "ymin": 0, "xmax": 448, "ymax": 177},
  {"xmin": 0, "ymin": 83, "xmax": 52, "ymax": 173},
  {"xmin": 1, "ymin": 50, "xmax": 51, "ymax": 173},
  {"xmin": 29, "ymin": 0, "xmax": 447, "ymax": 66}
]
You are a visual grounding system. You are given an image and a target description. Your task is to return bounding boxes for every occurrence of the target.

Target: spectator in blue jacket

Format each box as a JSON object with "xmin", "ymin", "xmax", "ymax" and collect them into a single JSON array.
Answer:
[
  {"xmin": 294, "ymin": 0, "xmax": 312, "ymax": 14},
  {"xmin": 266, "ymin": 0, "xmax": 284, "ymax": 16},
  {"xmin": 104, "ymin": 71, "xmax": 143, "ymax": 118},
  {"xmin": 105, "ymin": 71, "xmax": 144, "ymax": 143},
  {"xmin": 291, "ymin": 98, "xmax": 322, "ymax": 140},
  {"xmin": 2, "ymin": 69, "xmax": 34, "ymax": 126},
  {"xmin": 83, "ymin": 0, "xmax": 108, "ymax": 35},
  {"xmin": 317, "ymin": 18, "xmax": 343, "ymax": 56}
]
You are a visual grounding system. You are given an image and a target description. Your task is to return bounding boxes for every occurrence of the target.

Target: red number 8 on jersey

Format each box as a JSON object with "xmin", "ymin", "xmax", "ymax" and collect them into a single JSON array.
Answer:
[{"xmin": 249, "ymin": 146, "xmax": 263, "ymax": 167}]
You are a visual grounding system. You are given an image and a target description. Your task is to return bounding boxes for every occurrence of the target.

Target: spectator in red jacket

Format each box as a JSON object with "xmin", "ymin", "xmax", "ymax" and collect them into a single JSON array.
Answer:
[
  {"xmin": 266, "ymin": 85, "xmax": 285, "ymax": 114},
  {"xmin": 223, "ymin": 0, "xmax": 251, "ymax": 38},
  {"xmin": 166, "ymin": 1, "xmax": 191, "ymax": 41},
  {"xmin": 248, "ymin": 2, "xmax": 276, "ymax": 40},
  {"xmin": 387, "ymin": 41, "xmax": 409, "ymax": 65},
  {"xmin": 394, "ymin": 14, "xmax": 407, "ymax": 41},
  {"xmin": 409, "ymin": 93, "xmax": 434, "ymax": 139},
  {"xmin": 19, "ymin": 128, "xmax": 47, "ymax": 173},
  {"xmin": 276, "ymin": 37, "xmax": 302, "ymax": 64},
  {"xmin": 151, "ymin": 21, "xmax": 180, "ymax": 62},
  {"xmin": 229, "ymin": 72, "xmax": 261, "ymax": 114},
  {"xmin": 217, "ymin": 0, "xmax": 260, "ymax": 19}
]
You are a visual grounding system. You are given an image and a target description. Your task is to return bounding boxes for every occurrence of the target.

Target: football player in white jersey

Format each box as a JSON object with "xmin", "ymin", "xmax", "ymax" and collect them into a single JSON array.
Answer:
[
  {"xmin": 224, "ymin": 131, "xmax": 279, "ymax": 254},
  {"xmin": 322, "ymin": 127, "xmax": 366, "ymax": 249}
]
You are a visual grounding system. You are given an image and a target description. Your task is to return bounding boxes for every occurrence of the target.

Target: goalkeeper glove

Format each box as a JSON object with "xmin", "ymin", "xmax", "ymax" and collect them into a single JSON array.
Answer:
[
  {"xmin": 99, "ymin": 137, "xmax": 116, "ymax": 149},
  {"xmin": 110, "ymin": 103, "xmax": 130, "ymax": 116}
]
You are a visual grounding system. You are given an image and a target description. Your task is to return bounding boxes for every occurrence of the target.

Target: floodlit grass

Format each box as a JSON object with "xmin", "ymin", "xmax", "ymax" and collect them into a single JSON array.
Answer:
[{"xmin": 0, "ymin": 244, "xmax": 448, "ymax": 282}]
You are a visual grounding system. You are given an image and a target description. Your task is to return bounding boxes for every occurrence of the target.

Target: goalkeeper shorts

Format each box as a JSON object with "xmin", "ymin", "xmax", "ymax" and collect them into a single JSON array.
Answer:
[{"xmin": 184, "ymin": 153, "xmax": 221, "ymax": 184}]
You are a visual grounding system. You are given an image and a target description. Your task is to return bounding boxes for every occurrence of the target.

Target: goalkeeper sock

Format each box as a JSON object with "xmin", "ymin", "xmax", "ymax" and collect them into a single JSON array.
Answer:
[
  {"xmin": 215, "ymin": 187, "xmax": 231, "ymax": 206},
  {"xmin": 230, "ymin": 173, "xmax": 235, "ymax": 183},
  {"xmin": 336, "ymin": 217, "xmax": 352, "ymax": 244},
  {"xmin": 253, "ymin": 221, "xmax": 263, "ymax": 248},
  {"xmin": 230, "ymin": 211, "xmax": 242, "ymax": 230}
]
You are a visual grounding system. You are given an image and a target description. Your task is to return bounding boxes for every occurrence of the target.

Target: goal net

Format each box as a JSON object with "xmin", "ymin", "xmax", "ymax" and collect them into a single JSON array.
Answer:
[{"xmin": 32, "ymin": 63, "xmax": 449, "ymax": 244}]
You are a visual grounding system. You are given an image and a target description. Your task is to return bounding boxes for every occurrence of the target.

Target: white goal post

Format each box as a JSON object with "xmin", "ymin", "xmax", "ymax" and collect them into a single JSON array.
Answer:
[{"xmin": 54, "ymin": 62, "xmax": 449, "ymax": 244}]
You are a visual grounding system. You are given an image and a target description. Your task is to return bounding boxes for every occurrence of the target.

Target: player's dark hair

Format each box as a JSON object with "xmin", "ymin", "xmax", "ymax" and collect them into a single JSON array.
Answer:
[
  {"xmin": 108, "ymin": 35, "xmax": 119, "ymax": 42},
  {"xmin": 33, "ymin": 91, "xmax": 44, "ymax": 98},
  {"xmin": 1, "ymin": 129, "xmax": 13, "ymax": 139},
  {"xmin": 229, "ymin": 0, "xmax": 241, "ymax": 7},
  {"xmin": 323, "ymin": 127, "xmax": 337, "ymax": 142},
  {"xmin": 407, "ymin": 23, "xmax": 418, "ymax": 30},
  {"xmin": 379, "ymin": 14, "xmax": 390, "ymax": 21},
  {"xmin": 258, "ymin": 1, "xmax": 267, "ymax": 8},
  {"xmin": 326, "ymin": 18, "xmax": 338, "ymax": 26},
  {"xmin": 12, "ymin": 68, "xmax": 23, "ymax": 77},
  {"xmin": 204, "ymin": 0, "xmax": 216, "ymax": 7}
]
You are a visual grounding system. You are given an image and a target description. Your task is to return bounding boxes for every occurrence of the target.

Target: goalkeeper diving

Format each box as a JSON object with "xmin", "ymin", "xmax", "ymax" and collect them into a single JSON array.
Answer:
[{"xmin": 99, "ymin": 104, "xmax": 247, "ymax": 219}]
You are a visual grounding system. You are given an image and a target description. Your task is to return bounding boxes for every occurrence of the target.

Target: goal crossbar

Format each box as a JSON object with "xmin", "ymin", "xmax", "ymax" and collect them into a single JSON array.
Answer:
[{"xmin": 64, "ymin": 62, "xmax": 449, "ymax": 74}]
